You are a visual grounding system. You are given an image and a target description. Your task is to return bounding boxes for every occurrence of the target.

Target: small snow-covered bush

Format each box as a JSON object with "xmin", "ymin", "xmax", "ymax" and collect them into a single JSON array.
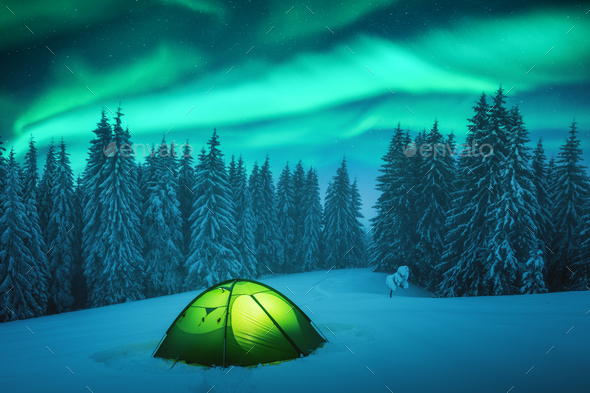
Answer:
[{"xmin": 386, "ymin": 266, "xmax": 410, "ymax": 296}]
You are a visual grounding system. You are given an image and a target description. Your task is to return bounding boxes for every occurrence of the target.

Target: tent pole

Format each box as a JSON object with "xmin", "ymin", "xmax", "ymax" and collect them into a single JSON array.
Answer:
[
  {"xmin": 250, "ymin": 294, "xmax": 304, "ymax": 356},
  {"xmin": 152, "ymin": 333, "xmax": 167, "ymax": 357},
  {"xmin": 311, "ymin": 321, "xmax": 329, "ymax": 343},
  {"xmin": 222, "ymin": 280, "xmax": 238, "ymax": 368}
]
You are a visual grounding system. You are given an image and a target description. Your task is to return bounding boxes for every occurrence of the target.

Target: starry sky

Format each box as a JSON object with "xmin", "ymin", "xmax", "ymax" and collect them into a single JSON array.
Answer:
[{"xmin": 1, "ymin": 0, "xmax": 589, "ymax": 225}]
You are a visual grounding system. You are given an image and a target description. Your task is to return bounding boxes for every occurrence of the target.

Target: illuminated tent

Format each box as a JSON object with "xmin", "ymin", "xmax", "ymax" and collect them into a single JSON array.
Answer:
[{"xmin": 153, "ymin": 279, "xmax": 327, "ymax": 367}]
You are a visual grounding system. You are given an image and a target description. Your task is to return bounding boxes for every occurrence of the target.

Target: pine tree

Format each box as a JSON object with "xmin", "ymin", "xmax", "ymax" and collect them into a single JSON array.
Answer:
[
  {"xmin": 0, "ymin": 135, "xmax": 6, "ymax": 194},
  {"xmin": 530, "ymin": 138, "xmax": 555, "ymax": 281},
  {"xmin": 548, "ymin": 120, "xmax": 590, "ymax": 290},
  {"xmin": 92, "ymin": 107, "xmax": 145, "ymax": 306},
  {"xmin": 324, "ymin": 157, "xmax": 358, "ymax": 269},
  {"xmin": 415, "ymin": 120, "xmax": 454, "ymax": 289},
  {"xmin": 178, "ymin": 140, "xmax": 196, "ymax": 257},
  {"xmin": 349, "ymin": 177, "xmax": 367, "ymax": 267},
  {"xmin": 71, "ymin": 176, "xmax": 87, "ymax": 309},
  {"xmin": 276, "ymin": 162, "xmax": 296, "ymax": 272},
  {"xmin": 47, "ymin": 138, "xmax": 76, "ymax": 313},
  {"xmin": 143, "ymin": 138, "xmax": 184, "ymax": 297},
  {"xmin": 572, "ymin": 201, "xmax": 590, "ymax": 290},
  {"xmin": 185, "ymin": 130, "xmax": 241, "ymax": 288},
  {"xmin": 491, "ymin": 107, "xmax": 546, "ymax": 294},
  {"xmin": 249, "ymin": 157, "xmax": 283, "ymax": 273},
  {"xmin": 37, "ymin": 139, "xmax": 56, "ymax": 242},
  {"xmin": 82, "ymin": 110, "xmax": 113, "ymax": 304},
  {"xmin": 229, "ymin": 155, "xmax": 258, "ymax": 278},
  {"xmin": 301, "ymin": 167, "xmax": 323, "ymax": 272},
  {"xmin": 21, "ymin": 136, "xmax": 52, "ymax": 311},
  {"xmin": 292, "ymin": 161, "xmax": 307, "ymax": 265},
  {"xmin": 369, "ymin": 124, "xmax": 416, "ymax": 272},
  {"xmin": 438, "ymin": 92, "xmax": 496, "ymax": 296},
  {"xmin": 0, "ymin": 151, "xmax": 47, "ymax": 321}
]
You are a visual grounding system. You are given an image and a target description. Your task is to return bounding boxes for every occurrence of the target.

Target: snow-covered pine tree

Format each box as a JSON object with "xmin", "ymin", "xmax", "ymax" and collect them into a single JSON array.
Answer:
[
  {"xmin": 438, "ymin": 91, "xmax": 500, "ymax": 297},
  {"xmin": 140, "ymin": 143, "xmax": 157, "ymax": 247},
  {"xmin": 489, "ymin": 107, "xmax": 545, "ymax": 295},
  {"xmin": 178, "ymin": 140, "xmax": 196, "ymax": 257},
  {"xmin": 71, "ymin": 176, "xmax": 87, "ymax": 309},
  {"xmin": 0, "ymin": 151, "xmax": 47, "ymax": 321},
  {"xmin": 0, "ymin": 135, "xmax": 6, "ymax": 194},
  {"xmin": 531, "ymin": 139, "xmax": 555, "ymax": 274},
  {"xmin": 349, "ymin": 177, "xmax": 367, "ymax": 267},
  {"xmin": 415, "ymin": 120, "xmax": 454, "ymax": 289},
  {"xmin": 46, "ymin": 138, "xmax": 75, "ymax": 313},
  {"xmin": 81, "ymin": 110, "xmax": 113, "ymax": 304},
  {"xmin": 276, "ymin": 162, "xmax": 296, "ymax": 272},
  {"xmin": 291, "ymin": 161, "xmax": 306, "ymax": 266},
  {"xmin": 229, "ymin": 155, "xmax": 258, "ymax": 278},
  {"xmin": 249, "ymin": 157, "xmax": 283, "ymax": 274},
  {"xmin": 324, "ymin": 157, "xmax": 358, "ymax": 269},
  {"xmin": 21, "ymin": 136, "xmax": 51, "ymax": 312},
  {"xmin": 91, "ymin": 107, "xmax": 145, "ymax": 307},
  {"xmin": 572, "ymin": 200, "xmax": 590, "ymax": 290},
  {"xmin": 37, "ymin": 139, "xmax": 56, "ymax": 242},
  {"xmin": 143, "ymin": 138, "xmax": 184, "ymax": 297},
  {"xmin": 548, "ymin": 120, "xmax": 590, "ymax": 291},
  {"xmin": 300, "ymin": 167, "xmax": 323, "ymax": 271},
  {"xmin": 185, "ymin": 130, "xmax": 241, "ymax": 288},
  {"xmin": 444, "ymin": 131, "xmax": 458, "ymax": 176},
  {"xmin": 369, "ymin": 124, "xmax": 415, "ymax": 272}
]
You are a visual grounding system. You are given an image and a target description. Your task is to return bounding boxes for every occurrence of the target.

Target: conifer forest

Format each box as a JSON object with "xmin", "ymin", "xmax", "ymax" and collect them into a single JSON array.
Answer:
[{"xmin": 1, "ymin": 86, "xmax": 588, "ymax": 322}]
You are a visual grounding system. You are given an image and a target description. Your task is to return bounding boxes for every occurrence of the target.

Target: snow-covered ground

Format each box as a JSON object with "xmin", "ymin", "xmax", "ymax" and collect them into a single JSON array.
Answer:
[{"xmin": 1, "ymin": 268, "xmax": 588, "ymax": 393}]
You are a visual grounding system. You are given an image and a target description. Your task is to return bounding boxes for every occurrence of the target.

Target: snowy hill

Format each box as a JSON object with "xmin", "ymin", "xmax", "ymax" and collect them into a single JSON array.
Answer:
[{"xmin": 1, "ymin": 268, "xmax": 588, "ymax": 393}]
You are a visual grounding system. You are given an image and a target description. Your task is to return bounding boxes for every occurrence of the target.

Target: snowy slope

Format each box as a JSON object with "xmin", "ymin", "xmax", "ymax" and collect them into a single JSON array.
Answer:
[{"xmin": 1, "ymin": 268, "xmax": 588, "ymax": 393}]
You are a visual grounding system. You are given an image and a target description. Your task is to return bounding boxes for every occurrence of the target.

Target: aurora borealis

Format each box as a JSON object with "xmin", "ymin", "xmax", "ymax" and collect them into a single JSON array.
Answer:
[{"xmin": 1, "ymin": 0, "xmax": 589, "ymax": 223}]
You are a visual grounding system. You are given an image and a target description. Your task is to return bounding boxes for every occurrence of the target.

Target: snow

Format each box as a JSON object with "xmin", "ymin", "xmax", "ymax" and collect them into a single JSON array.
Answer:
[
  {"xmin": 1, "ymin": 268, "xmax": 588, "ymax": 393},
  {"xmin": 386, "ymin": 266, "xmax": 410, "ymax": 292}
]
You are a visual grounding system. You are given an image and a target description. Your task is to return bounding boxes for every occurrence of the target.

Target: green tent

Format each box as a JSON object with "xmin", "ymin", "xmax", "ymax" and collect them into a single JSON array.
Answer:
[{"xmin": 153, "ymin": 279, "xmax": 327, "ymax": 367}]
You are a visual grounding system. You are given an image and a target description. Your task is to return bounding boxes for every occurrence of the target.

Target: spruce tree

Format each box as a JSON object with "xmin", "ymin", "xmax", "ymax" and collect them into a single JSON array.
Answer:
[
  {"xmin": 415, "ymin": 120, "xmax": 454, "ymax": 288},
  {"xmin": 37, "ymin": 139, "xmax": 56, "ymax": 242},
  {"xmin": 572, "ymin": 201, "xmax": 590, "ymax": 290},
  {"xmin": 438, "ymin": 92, "xmax": 494, "ymax": 296},
  {"xmin": 0, "ymin": 151, "xmax": 47, "ymax": 321},
  {"xmin": 548, "ymin": 120, "xmax": 589, "ymax": 290},
  {"xmin": 0, "ymin": 135, "xmax": 6, "ymax": 194},
  {"xmin": 300, "ymin": 167, "xmax": 323, "ymax": 271},
  {"xmin": 185, "ymin": 130, "xmax": 241, "ymax": 288},
  {"xmin": 324, "ymin": 157, "xmax": 358, "ymax": 269},
  {"xmin": 491, "ymin": 107, "xmax": 545, "ymax": 294},
  {"xmin": 276, "ymin": 162, "xmax": 295, "ymax": 272},
  {"xmin": 144, "ymin": 138, "xmax": 184, "ymax": 297},
  {"xmin": 292, "ymin": 161, "xmax": 306, "ymax": 265},
  {"xmin": 178, "ymin": 140, "xmax": 196, "ymax": 257},
  {"xmin": 47, "ymin": 138, "xmax": 75, "ymax": 312},
  {"xmin": 92, "ymin": 107, "xmax": 145, "ymax": 306},
  {"xmin": 349, "ymin": 177, "xmax": 367, "ymax": 267},
  {"xmin": 81, "ymin": 110, "xmax": 113, "ymax": 304},
  {"xmin": 71, "ymin": 176, "xmax": 87, "ymax": 309},
  {"xmin": 21, "ymin": 136, "xmax": 52, "ymax": 311},
  {"xmin": 229, "ymin": 155, "xmax": 258, "ymax": 278},
  {"xmin": 531, "ymin": 138, "xmax": 555, "ymax": 279},
  {"xmin": 369, "ymin": 124, "xmax": 415, "ymax": 272},
  {"xmin": 249, "ymin": 157, "xmax": 283, "ymax": 273}
]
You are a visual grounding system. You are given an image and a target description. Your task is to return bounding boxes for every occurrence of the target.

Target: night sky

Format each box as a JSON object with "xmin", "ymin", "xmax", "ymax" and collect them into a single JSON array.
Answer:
[{"xmin": 1, "ymin": 0, "xmax": 589, "ymax": 225}]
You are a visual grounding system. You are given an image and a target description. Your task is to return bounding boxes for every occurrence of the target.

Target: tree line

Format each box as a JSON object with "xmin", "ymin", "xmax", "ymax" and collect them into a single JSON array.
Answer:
[
  {"xmin": 2, "ymin": 87, "xmax": 588, "ymax": 322},
  {"xmin": 0, "ymin": 107, "xmax": 366, "ymax": 321},
  {"xmin": 371, "ymin": 86, "xmax": 589, "ymax": 296}
]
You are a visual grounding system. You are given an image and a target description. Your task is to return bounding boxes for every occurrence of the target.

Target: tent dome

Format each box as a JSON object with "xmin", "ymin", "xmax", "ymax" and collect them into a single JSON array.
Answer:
[{"xmin": 153, "ymin": 279, "xmax": 327, "ymax": 367}]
